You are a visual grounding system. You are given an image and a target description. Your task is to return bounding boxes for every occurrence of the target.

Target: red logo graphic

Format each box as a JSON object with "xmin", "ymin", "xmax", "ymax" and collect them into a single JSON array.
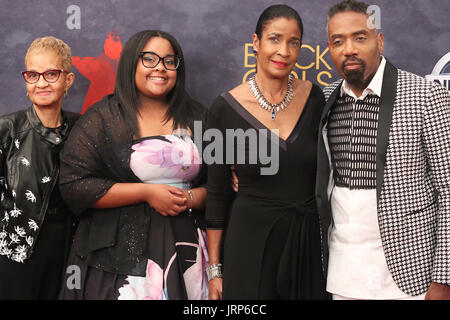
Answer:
[{"xmin": 72, "ymin": 31, "xmax": 122, "ymax": 113}]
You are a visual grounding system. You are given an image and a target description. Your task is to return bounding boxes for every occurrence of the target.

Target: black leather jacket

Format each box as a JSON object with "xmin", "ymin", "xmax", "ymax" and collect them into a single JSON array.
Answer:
[{"xmin": 0, "ymin": 106, "xmax": 79, "ymax": 263}]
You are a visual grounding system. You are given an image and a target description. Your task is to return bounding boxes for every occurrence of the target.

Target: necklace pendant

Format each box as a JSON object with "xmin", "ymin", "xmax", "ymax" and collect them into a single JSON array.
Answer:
[{"xmin": 249, "ymin": 74, "xmax": 294, "ymax": 121}]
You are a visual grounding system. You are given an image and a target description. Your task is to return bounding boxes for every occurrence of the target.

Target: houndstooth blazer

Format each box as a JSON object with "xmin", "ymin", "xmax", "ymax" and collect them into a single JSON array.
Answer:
[{"xmin": 316, "ymin": 59, "xmax": 450, "ymax": 296}]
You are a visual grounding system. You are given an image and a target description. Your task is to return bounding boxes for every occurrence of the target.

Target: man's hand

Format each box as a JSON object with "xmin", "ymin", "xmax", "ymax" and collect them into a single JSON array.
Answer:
[{"xmin": 425, "ymin": 282, "xmax": 450, "ymax": 300}]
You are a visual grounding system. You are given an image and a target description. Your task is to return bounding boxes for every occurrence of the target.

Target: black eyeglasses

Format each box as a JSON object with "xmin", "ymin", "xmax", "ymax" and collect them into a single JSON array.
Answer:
[
  {"xmin": 22, "ymin": 69, "xmax": 68, "ymax": 84},
  {"xmin": 139, "ymin": 52, "xmax": 181, "ymax": 71}
]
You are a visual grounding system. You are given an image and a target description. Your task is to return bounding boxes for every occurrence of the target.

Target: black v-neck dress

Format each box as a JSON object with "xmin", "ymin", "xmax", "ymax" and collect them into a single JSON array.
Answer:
[{"xmin": 205, "ymin": 84, "xmax": 329, "ymax": 299}]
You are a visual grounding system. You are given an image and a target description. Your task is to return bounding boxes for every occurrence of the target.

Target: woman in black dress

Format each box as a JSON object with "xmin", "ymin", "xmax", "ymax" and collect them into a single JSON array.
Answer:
[
  {"xmin": 58, "ymin": 30, "xmax": 209, "ymax": 300},
  {"xmin": 0, "ymin": 36, "xmax": 79, "ymax": 299},
  {"xmin": 205, "ymin": 5, "xmax": 329, "ymax": 299}
]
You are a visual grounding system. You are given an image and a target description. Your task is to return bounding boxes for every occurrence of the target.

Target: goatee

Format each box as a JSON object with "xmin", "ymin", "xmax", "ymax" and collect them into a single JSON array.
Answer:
[{"xmin": 341, "ymin": 57, "xmax": 366, "ymax": 86}]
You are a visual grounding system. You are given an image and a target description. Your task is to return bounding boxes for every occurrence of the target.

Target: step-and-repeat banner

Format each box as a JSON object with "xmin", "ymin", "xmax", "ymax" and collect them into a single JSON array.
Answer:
[{"xmin": 0, "ymin": 0, "xmax": 448, "ymax": 115}]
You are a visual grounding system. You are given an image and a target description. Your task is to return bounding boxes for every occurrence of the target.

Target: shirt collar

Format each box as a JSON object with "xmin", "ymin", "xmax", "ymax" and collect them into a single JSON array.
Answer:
[
  {"xmin": 26, "ymin": 105, "xmax": 69, "ymax": 145},
  {"xmin": 340, "ymin": 56, "xmax": 386, "ymax": 100}
]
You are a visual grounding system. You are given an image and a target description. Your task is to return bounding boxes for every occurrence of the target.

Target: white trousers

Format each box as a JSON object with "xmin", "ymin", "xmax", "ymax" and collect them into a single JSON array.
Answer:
[{"xmin": 332, "ymin": 293, "xmax": 426, "ymax": 300}]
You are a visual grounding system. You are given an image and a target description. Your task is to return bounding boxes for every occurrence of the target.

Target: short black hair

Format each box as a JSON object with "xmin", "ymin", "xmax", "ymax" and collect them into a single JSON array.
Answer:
[
  {"xmin": 115, "ymin": 30, "xmax": 203, "ymax": 136},
  {"xmin": 327, "ymin": 0, "xmax": 370, "ymax": 19},
  {"xmin": 255, "ymin": 4, "xmax": 304, "ymax": 40}
]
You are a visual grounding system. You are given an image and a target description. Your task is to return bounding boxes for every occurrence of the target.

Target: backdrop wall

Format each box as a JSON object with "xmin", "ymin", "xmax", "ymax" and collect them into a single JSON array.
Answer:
[{"xmin": 0, "ymin": 0, "xmax": 449, "ymax": 115}]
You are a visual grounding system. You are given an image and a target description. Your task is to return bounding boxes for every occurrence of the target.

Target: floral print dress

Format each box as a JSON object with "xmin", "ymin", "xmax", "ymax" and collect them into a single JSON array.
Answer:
[
  {"xmin": 116, "ymin": 134, "xmax": 209, "ymax": 300},
  {"xmin": 60, "ymin": 134, "xmax": 209, "ymax": 300}
]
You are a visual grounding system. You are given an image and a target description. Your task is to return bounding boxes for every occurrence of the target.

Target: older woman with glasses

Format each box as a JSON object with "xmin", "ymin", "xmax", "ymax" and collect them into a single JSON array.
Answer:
[
  {"xmin": 58, "ymin": 30, "xmax": 209, "ymax": 300},
  {"xmin": 0, "ymin": 36, "xmax": 79, "ymax": 299}
]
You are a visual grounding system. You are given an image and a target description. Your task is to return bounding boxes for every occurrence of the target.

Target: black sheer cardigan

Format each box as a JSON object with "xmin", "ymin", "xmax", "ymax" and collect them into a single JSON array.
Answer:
[{"xmin": 59, "ymin": 94, "xmax": 207, "ymax": 276}]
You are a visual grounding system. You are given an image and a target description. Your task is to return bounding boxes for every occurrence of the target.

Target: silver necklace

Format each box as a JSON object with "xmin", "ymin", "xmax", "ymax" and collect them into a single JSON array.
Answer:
[{"xmin": 249, "ymin": 74, "xmax": 294, "ymax": 120}]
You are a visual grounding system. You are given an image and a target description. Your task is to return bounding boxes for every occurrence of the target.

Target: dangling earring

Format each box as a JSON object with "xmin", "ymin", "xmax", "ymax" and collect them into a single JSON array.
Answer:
[
  {"xmin": 64, "ymin": 90, "xmax": 68, "ymax": 98},
  {"xmin": 26, "ymin": 92, "xmax": 29, "ymax": 97}
]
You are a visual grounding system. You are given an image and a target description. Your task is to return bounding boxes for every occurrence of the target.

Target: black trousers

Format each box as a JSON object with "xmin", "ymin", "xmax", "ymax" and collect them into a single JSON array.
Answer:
[{"xmin": 0, "ymin": 214, "xmax": 71, "ymax": 300}]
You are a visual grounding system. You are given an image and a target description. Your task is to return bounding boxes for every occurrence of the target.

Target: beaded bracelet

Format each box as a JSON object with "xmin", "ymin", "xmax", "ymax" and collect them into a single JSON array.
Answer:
[{"xmin": 187, "ymin": 189, "xmax": 194, "ymax": 214}]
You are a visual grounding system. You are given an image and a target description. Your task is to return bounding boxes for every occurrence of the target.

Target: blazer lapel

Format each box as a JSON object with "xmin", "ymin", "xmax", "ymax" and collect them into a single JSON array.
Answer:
[
  {"xmin": 317, "ymin": 84, "xmax": 342, "ymax": 201},
  {"xmin": 321, "ymin": 85, "xmax": 341, "ymax": 126},
  {"xmin": 376, "ymin": 60, "xmax": 398, "ymax": 202}
]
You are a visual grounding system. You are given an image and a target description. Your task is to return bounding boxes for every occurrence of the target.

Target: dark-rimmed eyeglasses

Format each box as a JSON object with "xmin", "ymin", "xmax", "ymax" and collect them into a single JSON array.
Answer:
[
  {"xmin": 139, "ymin": 52, "xmax": 181, "ymax": 71},
  {"xmin": 22, "ymin": 69, "xmax": 68, "ymax": 84}
]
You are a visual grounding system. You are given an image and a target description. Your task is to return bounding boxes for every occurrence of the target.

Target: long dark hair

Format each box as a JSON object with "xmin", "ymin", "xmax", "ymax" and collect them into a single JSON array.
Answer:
[
  {"xmin": 255, "ymin": 4, "xmax": 304, "ymax": 40},
  {"xmin": 114, "ymin": 30, "xmax": 203, "ymax": 136}
]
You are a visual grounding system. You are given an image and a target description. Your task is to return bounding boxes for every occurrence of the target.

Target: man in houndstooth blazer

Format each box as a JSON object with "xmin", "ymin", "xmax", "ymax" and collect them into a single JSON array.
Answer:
[{"xmin": 317, "ymin": 0, "xmax": 450, "ymax": 299}]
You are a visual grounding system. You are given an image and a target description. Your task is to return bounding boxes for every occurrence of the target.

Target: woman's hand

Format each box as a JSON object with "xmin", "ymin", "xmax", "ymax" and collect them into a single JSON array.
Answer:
[
  {"xmin": 145, "ymin": 184, "xmax": 188, "ymax": 216},
  {"xmin": 208, "ymin": 278, "xmax": 223, "ymax": 300},
  {"xmin": 230, "ymin": 165, "xmax": 239, "ymax": 192},
  {"xmin": 206, "ymin": 230, "xmax": 223, "ymax": 299}
]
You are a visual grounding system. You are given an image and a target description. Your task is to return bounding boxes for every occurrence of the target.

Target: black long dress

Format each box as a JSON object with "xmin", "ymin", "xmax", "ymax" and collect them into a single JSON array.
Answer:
[{"xmin": 205, "ymin": 84, "xmax": 329, "ymax": 299}]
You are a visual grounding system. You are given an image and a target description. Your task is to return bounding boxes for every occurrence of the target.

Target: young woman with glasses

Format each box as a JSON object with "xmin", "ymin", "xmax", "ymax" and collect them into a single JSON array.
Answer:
[
  {"xmin": 58, "ymin": 30, "xmax": 209, "ymax": 300},
  {"xmin": 0, "ymin": 36, "xmax": 79, "ymax": 299}
]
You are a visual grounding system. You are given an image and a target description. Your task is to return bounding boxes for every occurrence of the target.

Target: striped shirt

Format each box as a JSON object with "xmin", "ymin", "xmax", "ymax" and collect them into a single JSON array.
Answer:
[{"xmin": 327, "ymin": 94, "xmax": 380, "ymax": 190}]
